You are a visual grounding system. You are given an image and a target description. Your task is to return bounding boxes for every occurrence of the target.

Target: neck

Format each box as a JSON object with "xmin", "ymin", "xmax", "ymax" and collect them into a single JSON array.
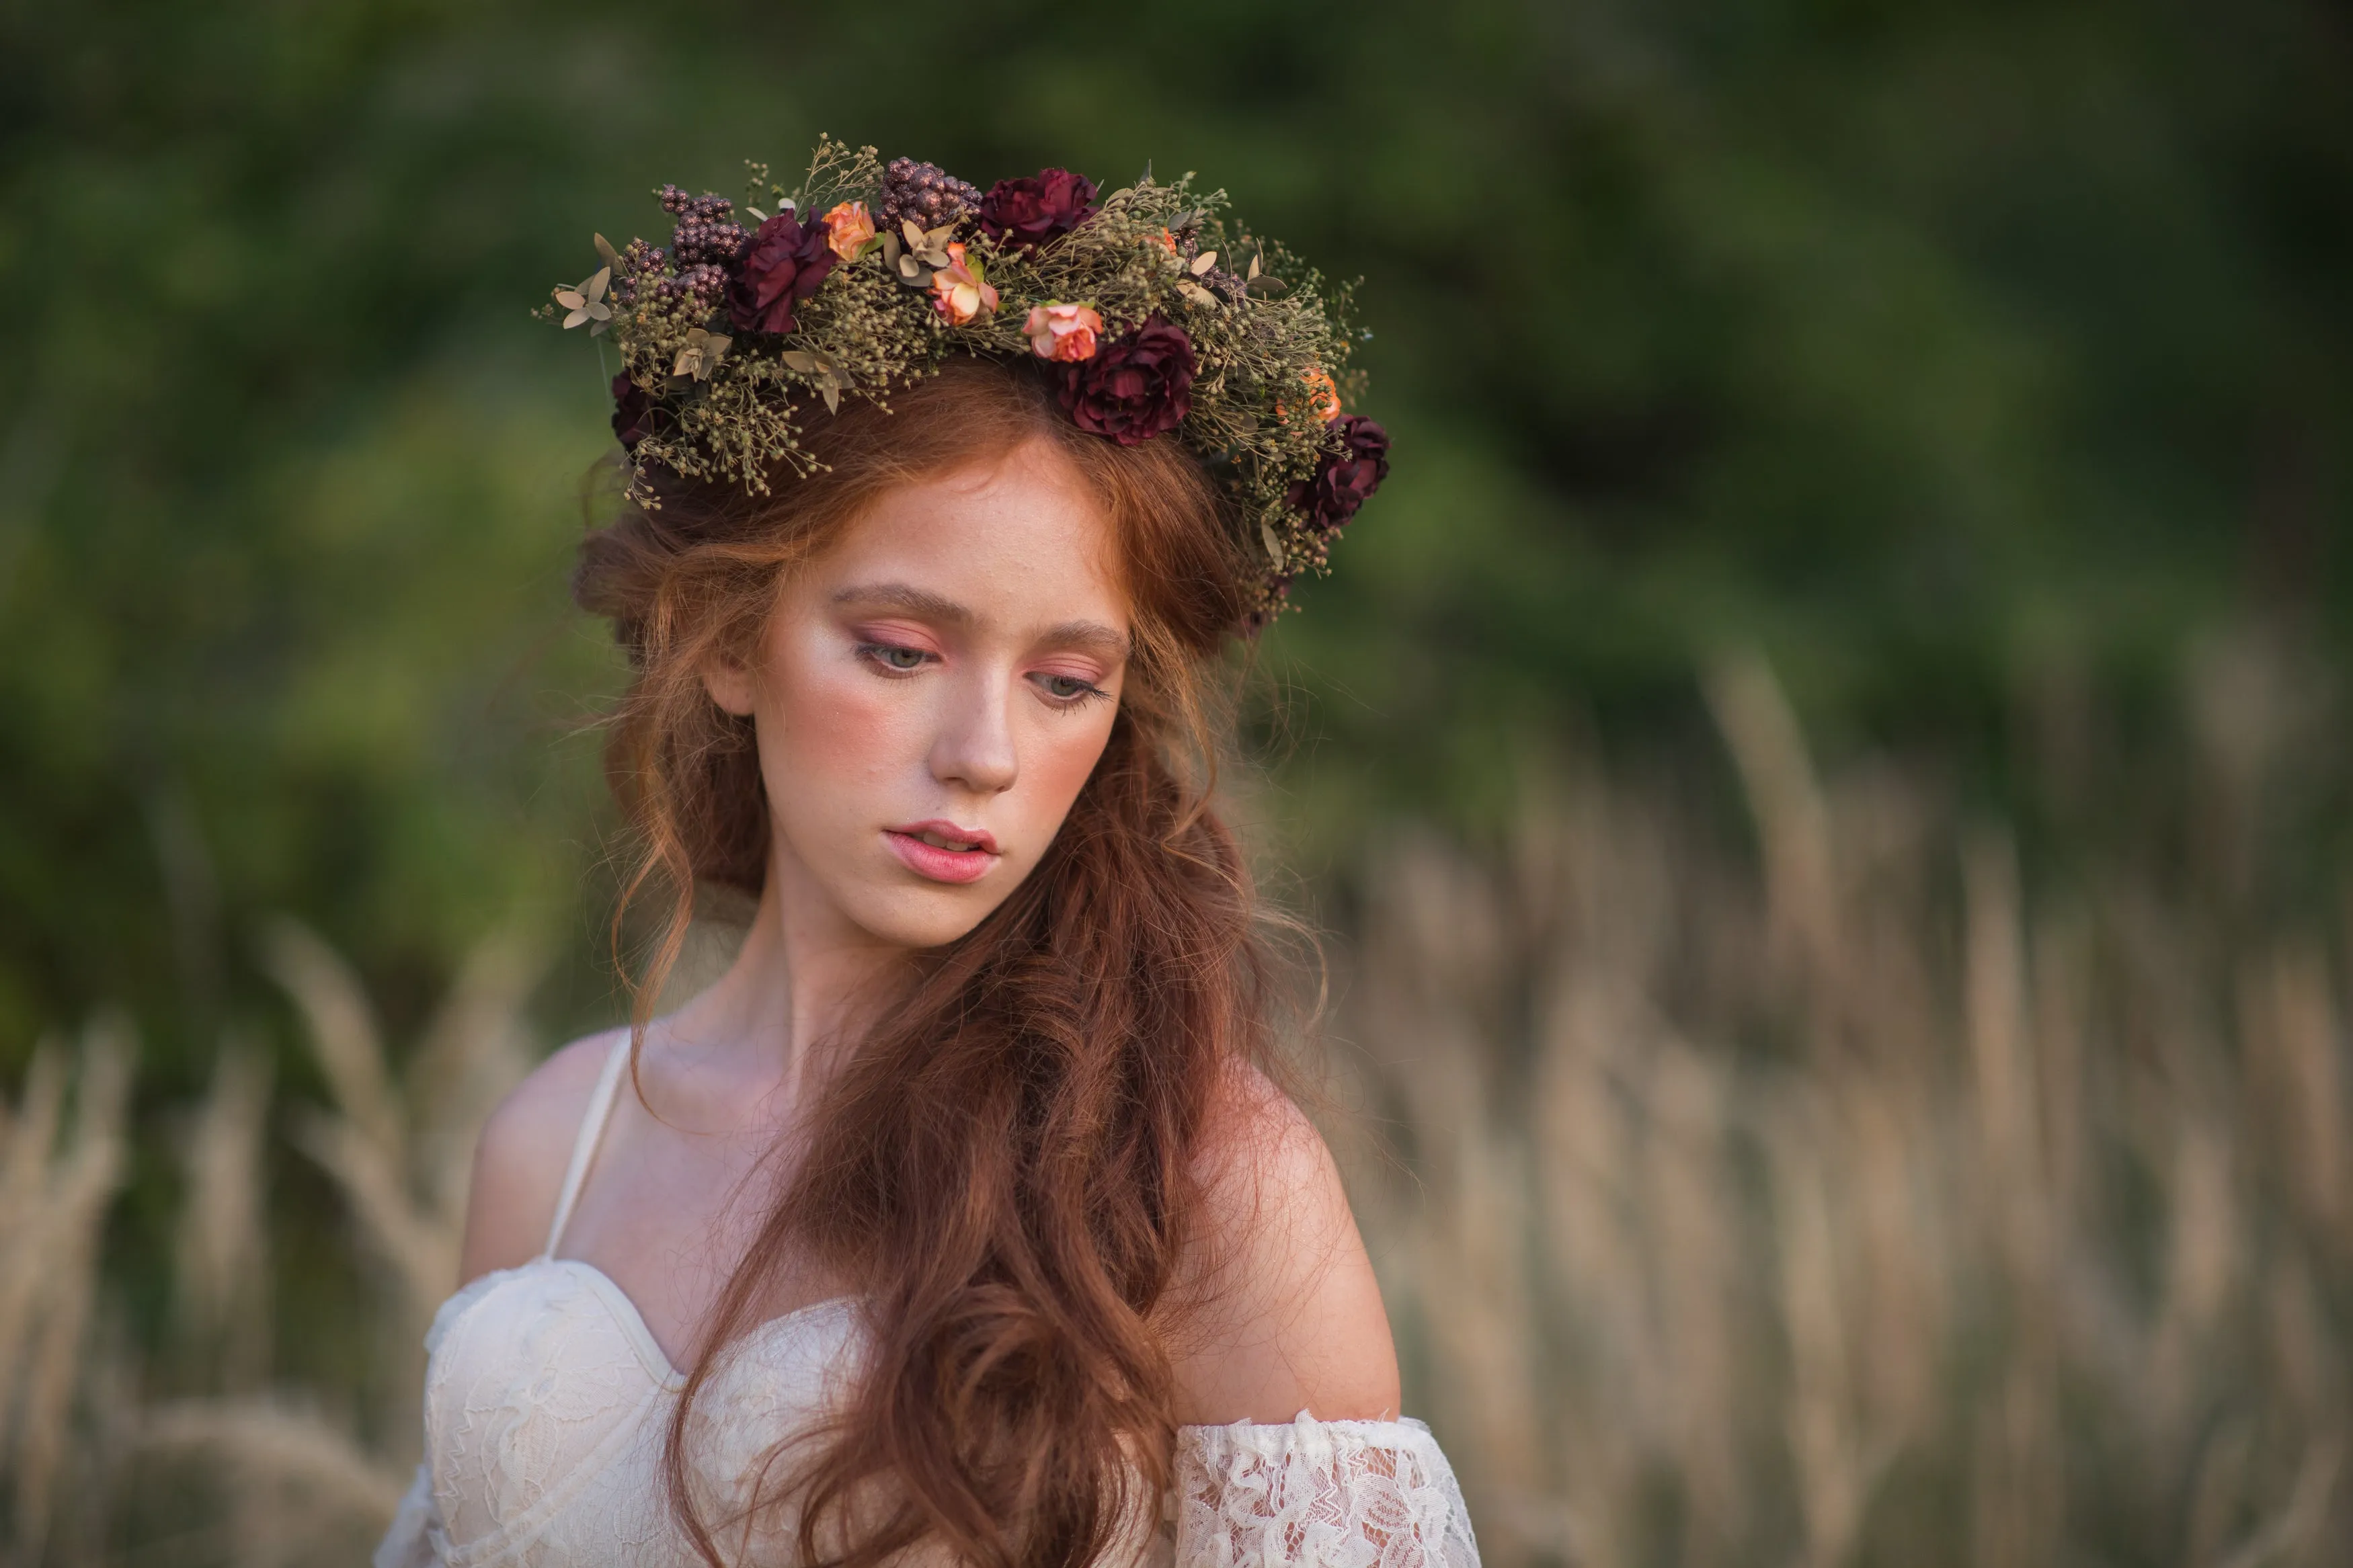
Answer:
[{"xmin": 664, "ymin": 847, "xmax": 909, "ymax": 1119}]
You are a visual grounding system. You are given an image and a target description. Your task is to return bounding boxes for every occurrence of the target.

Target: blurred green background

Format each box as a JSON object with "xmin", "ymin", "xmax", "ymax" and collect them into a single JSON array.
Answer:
[
  {"xmin": 10, "ymin": 0, "xmax": 2350, "ymax": 1055},
  {"xmin": 4, "ymin": 1, "xmax": 2353, "ymax": 1561}
]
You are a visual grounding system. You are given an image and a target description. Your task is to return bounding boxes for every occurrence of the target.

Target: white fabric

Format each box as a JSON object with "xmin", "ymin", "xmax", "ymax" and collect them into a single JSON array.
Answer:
[{"xmin": 377, "ymin": 1036, "xmax": 1480, "ymax": 1567}]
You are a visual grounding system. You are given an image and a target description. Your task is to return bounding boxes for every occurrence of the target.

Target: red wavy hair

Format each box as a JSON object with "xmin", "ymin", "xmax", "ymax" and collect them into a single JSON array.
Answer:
[{"xmin": 571, "ymin": 357, "xmax": 1279, "ymax": 1567}]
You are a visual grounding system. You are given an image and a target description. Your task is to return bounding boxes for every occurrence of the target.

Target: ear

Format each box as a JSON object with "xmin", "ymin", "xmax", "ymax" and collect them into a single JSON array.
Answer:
[{"xmin": 701, "ymin": 649, "xmax": 759, "ymax": 718}]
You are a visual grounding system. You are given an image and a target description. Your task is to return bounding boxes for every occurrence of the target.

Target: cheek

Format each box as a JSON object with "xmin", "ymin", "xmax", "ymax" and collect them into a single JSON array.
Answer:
[
  {"xmin": 760, "ymin": 643, "xmax": 917, "ymax": 796},
  {"xmin": 1019, "ymin": 712, "xmax": 1119, "ymax": 823}
]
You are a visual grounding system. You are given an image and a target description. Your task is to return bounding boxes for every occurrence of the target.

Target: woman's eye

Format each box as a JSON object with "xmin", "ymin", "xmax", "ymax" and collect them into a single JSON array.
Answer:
[
  {"xmin": 861, "ymin": 643, "xmax": 929, "ymax": 672},
  {"xmin": 1037, "ymin": 674, "xmax": 1101, "ymax": 702}
]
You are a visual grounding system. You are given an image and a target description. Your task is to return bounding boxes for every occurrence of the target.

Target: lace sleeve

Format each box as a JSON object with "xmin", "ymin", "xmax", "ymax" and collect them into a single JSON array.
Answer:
[
  {"xmin": 372, "ymin": 1460, "xmax": 446, "ymax": 1568},
  {"xmin": 1170, "ymin": 1411, "xmax": 1481, "ymax": 1568}
]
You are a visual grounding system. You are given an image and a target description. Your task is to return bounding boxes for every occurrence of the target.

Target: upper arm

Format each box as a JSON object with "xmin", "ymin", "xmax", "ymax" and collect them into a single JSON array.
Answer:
[
  {"xmin": 455, "ymin": 1030, "xmax": 624, "ymax": 1287},
  {"xmin": 1166, "ymin": 1063, "xmax": 1402, "ymax": 1426}
]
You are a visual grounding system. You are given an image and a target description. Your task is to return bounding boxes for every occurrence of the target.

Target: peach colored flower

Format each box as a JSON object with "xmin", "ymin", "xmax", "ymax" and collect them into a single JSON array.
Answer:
[
  {"xmin": 1023, "ymin": 301, "xmax": 1104, "ymax": 362},
  {"xmin": 1157, "ymin": 227, "xmax": 1179, "ymax": 254},
  {"xmin": 822, "ymin": 200, "xmax": 876, "ymax": 261},
  {"xmin": 1302, "ymin": 367, "xmax": 1343, "ymax": 422},
  {"xmin": 929, "ymin": 242, "xmax": 998, "ymax": 326}
]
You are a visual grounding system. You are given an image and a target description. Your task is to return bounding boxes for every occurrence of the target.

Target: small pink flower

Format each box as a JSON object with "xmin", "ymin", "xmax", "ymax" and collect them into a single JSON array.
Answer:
[
  {"xmin": 822, "ymin": 200, "xmax": 876, "ymax": 261},
  {"xmin": 1023, "ymin": 301, "xmax": 1104, "ymax": 363},
  {"xmin": 930, "ymin": 242, "xmax": 998, "ymax": 326}
]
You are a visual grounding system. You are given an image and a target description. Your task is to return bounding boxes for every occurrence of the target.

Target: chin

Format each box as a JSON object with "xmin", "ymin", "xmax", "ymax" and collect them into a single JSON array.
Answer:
[{"xmin": 847, "ymin": 881, "xmax": 1014, "ymax": 952}]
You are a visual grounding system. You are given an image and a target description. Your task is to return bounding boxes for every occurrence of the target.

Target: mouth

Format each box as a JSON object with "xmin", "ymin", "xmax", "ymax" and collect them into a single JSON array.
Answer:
[{"xmin": 883, "ymin": 821, "xmax": 1002, "ymax": 885}]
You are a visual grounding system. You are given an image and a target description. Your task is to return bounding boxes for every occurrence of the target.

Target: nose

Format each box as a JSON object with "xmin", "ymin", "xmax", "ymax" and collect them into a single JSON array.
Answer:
[{"xmin": 928, "ymin": 667, "xmax": 1019, "ymax": 796}]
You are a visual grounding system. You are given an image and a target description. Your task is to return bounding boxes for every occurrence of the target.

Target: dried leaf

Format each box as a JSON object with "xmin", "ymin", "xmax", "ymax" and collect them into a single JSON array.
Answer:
[
  {"xmin": 1246, "ymin": 253, "xmax": 1261, "ymax": 281},
  {"xmin": 1190, "ymin": 251, "xmax": 1218, "ymax": 276},
  {"xmin": 553, "ymin": 289, "xmax": 586, "ymax": 311},
  {"xmin": 562, "ymin": 308, "xmax": 590, "ymax": 329},
  {"xmin": 1260, "ymin": 518, "xmax": 1284, "ymax": 565},
  {"xmin": 879, "ymin": 231, "xmax": 902, "ymax": 267},
  {"xmin": 1176, "ymin": 281, "xmax": 1220, "ymax": 308},
  {"xmin": 820, "ymin": 382, "xmax": 840, "ymax": 414},
  {"xmin": 594, "ymin": 233, "xmax": 619, "ymax": 267},
  {"xmin": 902, "ymin": 218, "xmax": 927, "ymax": 249},
  {"xmin": 780, "ymin": 351, "xmax": 819, "ymax": 373},
  {"xmin": 746, "ymin": 206, "xmax": 768, "ymax": 224},
  {"xmin": 584, "ymin": 267, "xmax": 610, "ymax": 302}
]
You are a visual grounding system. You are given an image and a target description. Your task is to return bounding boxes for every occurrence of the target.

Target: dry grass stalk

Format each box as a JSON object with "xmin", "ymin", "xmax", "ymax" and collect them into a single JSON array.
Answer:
[
  {"xmin": 1334, "ymin": 651, "xmax": 2353, "ymax": 1567},
  {"xmin": 270, "ymin": 917, "xmax": 537, "ymax": 1349},
  {"xmin": 83, "ymin": 922, "xmax": 541, "ymax": 1565},
  {"xmin": 138, "ymin": 1399, "xmax": 408, "ymax": 1530},
  {"xmin": 0, "ymin": 1014, "xmax": 134, "ymax": 1563},
  {"xmin": 174, "ymin": 1030, "xmax": 274, "ymax": 1387}
]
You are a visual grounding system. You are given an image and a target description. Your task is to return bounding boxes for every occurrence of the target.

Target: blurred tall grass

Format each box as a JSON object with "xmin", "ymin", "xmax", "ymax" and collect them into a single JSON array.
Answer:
[{"xmin": 5, "ymin": 650, "xmax": 2345, "ymax": 1566}]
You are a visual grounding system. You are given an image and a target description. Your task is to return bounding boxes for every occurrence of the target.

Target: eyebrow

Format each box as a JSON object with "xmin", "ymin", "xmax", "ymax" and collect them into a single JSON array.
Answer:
[
  {"xmin": 832, "ymin": 582, "xmax": 973, "ymax": 624},
  {"xmin": 1036, "ymin": 619, "xmax": 1131, "ymax": 661},
  {"xmin": 832, "ymin": 581, "xmax": 1131, "ymax": 662}
]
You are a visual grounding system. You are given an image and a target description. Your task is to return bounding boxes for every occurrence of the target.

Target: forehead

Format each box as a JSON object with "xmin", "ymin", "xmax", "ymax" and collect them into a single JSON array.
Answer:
[{"xmin": 803, "ymin": 438, "xmax": 1129, "ymax": 629}]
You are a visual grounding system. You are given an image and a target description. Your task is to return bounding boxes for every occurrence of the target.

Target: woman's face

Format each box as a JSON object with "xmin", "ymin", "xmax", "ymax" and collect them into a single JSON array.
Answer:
[{"xmin": 706, "ymin": 436, "xmax": 1131, "ymax": 952}]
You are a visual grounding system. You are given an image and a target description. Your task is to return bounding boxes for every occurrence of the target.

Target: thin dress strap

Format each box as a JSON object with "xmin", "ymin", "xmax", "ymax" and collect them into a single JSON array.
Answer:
[{"xmin": 541, "ymin": 1032, "xmax": 634, "ymax": 1260}]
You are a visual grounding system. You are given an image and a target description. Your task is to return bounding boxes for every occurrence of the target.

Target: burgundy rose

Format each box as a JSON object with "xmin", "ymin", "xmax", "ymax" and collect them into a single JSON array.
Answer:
[
  {"xmin": 1286, "ymin": 415, "xmax": 1390, "ymax": 531},
  {"xmin": 726, "ymin": 210, "xmax": 838, "ymax": 335},
  {"xmin": 1058, "ymin": 317, "xmax": 1196, "ymax": 445},
  {"xmin": 978, "ymin": 167, "xmax": 1099, "ymax": 251},
  {"xmin": 611, "ymin": 371, "xmax": 665, "ymax": 450}
]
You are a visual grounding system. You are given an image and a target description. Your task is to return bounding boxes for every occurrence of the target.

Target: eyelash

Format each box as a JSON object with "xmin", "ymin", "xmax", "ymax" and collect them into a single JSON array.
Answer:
[
  {"xmin": 856, "ymin": 641, "xmax": 932, "ymax": 674},
  {"xmin": 854, "ymin": 643, "xmax": 1111, "ymax": 709},
  {"xmin": 1034, "ymin": 673, "xmax": 1112, "ymax": 708}
]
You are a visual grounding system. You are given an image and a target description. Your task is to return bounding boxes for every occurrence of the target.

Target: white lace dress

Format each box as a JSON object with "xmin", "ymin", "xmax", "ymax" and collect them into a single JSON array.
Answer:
[{"xmin": 378, "ymin": 1038, "xmax": 1480, "ymax": 1568}]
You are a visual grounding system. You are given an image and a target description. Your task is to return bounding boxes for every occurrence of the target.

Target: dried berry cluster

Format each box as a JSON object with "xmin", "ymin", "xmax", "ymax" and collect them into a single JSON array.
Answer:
[
  {"xmin": 547, "ymin": 138, "xmax": 1386, "ymax": 631},
  {"xmin": 877, "ymin": 158, "xmax": 982, "ymax": 233}
]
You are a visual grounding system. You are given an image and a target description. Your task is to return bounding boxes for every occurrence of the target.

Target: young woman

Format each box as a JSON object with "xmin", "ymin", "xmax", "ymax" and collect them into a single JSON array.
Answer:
[{"xmin": 378, "ymin": 149, "xmax": 1476, "ymax": 1568}]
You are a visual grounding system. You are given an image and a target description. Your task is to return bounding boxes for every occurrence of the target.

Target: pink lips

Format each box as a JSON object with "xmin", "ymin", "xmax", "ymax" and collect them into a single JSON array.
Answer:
[{"xmin": 883, "ymin": 820, "xmax": 1002, "ymax": 885}]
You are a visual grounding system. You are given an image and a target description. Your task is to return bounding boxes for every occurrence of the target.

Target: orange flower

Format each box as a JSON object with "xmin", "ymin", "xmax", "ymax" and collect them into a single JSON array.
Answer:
[
  {"xmin": 1157, "ymin": 227, "xmax": 1179, "ymax": 254},
  {"xmin": 822, "ymin": 200, "xmax": 876, "ymax": 261},
  {"xmin": 1302, "ymin": 367, "xmax": 1343, "ymax": 422},
  {"xmin": 1023, "ymin": 301, "xmax": 1104, "ymax": 362},
  {"xmin": 929, "ymin": 242, "xmax": 998, "ymax": 326}
]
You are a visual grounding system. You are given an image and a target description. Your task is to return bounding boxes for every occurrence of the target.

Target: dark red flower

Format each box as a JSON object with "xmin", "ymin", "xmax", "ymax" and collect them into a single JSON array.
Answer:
[
  {"xmin": 1058, "ymin": 317, "xmax": 1196, "ymax": 445},
  {"xmin": 727, "ymin": 210, "xmax": 838, "ymax": 335},
  {"xmin": 611, "ymin": 371, "xmax": 665, "ymax": 450},
  {"xmin": 1286, "ymin": 415, "xmax": 1390, "ymax": 531},
  {"xmin": 978, "ymin": 167, "xmax": 1099, "ymax": 251}
]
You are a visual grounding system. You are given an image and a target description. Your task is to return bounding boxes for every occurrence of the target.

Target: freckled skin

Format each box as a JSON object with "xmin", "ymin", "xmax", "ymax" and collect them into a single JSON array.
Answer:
[{"xmin": 706, "ymin": 435, "xmax": 1130, "ymax": 955}]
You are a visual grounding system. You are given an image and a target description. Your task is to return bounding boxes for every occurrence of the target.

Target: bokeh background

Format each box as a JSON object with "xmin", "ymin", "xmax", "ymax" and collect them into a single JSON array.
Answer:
[{"xmin": 5, "ymin": 1, "xmax": 2352, "ymax": 1563}]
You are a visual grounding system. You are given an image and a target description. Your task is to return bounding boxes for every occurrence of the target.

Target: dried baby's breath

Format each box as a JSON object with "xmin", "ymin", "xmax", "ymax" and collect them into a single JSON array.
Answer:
[{"xmin": 560, "ymin": 138, "xmax": 1377, "ymax": 619}]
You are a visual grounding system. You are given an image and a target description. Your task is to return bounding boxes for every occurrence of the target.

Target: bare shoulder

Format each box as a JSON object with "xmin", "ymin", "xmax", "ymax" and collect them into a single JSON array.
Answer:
[
  {"xmin": 456, "ymin": 1028, "xmax": 627, "ymax": 1286},
  {"xmin": 1166, "ymin": 1059, "xmax": 1402, "ymax": 1426}
]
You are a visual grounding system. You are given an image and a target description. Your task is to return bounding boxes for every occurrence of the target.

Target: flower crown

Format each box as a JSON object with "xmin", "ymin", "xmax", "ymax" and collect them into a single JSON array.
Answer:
[{"xmin": 544, "ymin": 138, "xmax": 1389, "ymax": 630}]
